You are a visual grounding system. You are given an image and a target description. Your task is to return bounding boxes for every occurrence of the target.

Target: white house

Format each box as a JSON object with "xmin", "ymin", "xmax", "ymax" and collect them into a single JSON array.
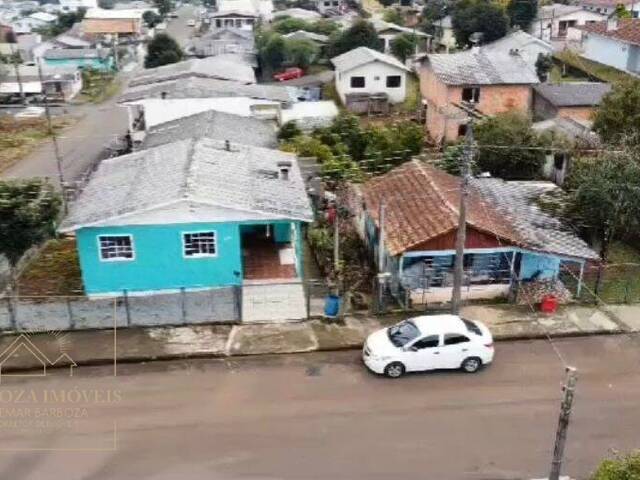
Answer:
[
  {"xmin": 0, "ymin": 65, "xmax": 82, "ymax": 100},
  {"xmin": 316, "ymin": 0, "xmax": 344, "ymax": 15},
  {"xmin": 59, "ymin": 0, "xmax": 98, "ymax": 12},
  {"xmin": 578, "ymin": 0, "xmax": 640, "ymax": 17},
  {"xmin": 530, "ymin": 4, "xmax": 605, "ymax": 43},
  {"xmin": 371, "ymin": 19, "xmax": 431, "ymax": 54},
  {"xmin": 575, "ymin": 18, "xmax": 640, "ymax": 75},
  {"xmin": 331, "ymin": 46, "xmax": 410, "ymax": 106},
  {"xmin": 216, "ymin": 0, "xmax": 274, "ymax": 22},
  {"xmin": 433, "ymin": 15, "xmax": 456, "ymax": 52}
]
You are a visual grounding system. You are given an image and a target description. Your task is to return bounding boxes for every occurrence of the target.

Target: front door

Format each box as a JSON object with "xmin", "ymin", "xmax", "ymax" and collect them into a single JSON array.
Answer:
[{"xmin": 404, "ymin": 334, "xmax": 442, "ymax": 371}]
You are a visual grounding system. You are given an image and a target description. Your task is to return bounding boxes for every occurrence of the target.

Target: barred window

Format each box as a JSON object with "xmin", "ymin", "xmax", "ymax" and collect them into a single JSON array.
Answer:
[
  {"xmin": 183, "ymin": 231, "xmax": 217, "ymax": 257},
  {"xmin": 99, "ymin": 235, "xmax": 134, "ymax": 261}
]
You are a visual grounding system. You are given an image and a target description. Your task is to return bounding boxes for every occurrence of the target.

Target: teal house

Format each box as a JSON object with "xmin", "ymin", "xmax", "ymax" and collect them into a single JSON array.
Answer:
[
  {"xmin": 43, "ymin": 48, "xmax": 114, "ymax": 72},
  {"xmin": 59, "ymin": 138, "xmax": 313, "ymax": 296}
]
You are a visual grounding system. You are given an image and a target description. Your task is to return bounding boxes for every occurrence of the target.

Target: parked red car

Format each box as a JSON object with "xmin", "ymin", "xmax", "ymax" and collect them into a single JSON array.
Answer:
[{"xmin": 273, "ymin": 67, "xmax": 304, "ymax": 82}]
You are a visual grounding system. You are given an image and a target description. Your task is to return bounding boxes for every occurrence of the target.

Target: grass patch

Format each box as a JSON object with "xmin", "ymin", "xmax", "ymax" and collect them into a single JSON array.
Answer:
[
  {"xmin": 16, "ymin": 238, "xmax": 84, "ymax": 297},
  {"xmin": 0, "ymin": 117, "xmax": 69, "ymax": 173},
  {"xmin": 554, "ymin": 50, "xmax": 634, "ymax": 84},
  {"xmin": 79, "ymin": 70, "xmax": 120, "ymax": 104},
  {"xmin": 400, "ymin": 73, "xmax": 421, "ymax": 113}
]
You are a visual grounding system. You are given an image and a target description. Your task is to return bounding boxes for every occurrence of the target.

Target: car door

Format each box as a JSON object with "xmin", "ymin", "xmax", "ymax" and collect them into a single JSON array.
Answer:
[
  {"xmin": 440, "ymin": 333, "xmax": 472, "ymax": 369},
  {"xmin": 404, "ymin": 335, "xmax": 442, "ymax": 372}
]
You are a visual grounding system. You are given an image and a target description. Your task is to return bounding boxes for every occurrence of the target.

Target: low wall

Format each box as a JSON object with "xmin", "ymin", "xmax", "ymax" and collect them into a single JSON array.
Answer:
[{"xmin": 0, "ymin": 287, "xmax": 240, "ymax": 332}]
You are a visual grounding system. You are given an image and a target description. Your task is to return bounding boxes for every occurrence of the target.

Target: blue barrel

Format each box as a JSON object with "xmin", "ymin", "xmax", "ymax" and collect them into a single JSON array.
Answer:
[{"xmin": 324, "ymin": 295, "xmax": 340, "ymax": 317}]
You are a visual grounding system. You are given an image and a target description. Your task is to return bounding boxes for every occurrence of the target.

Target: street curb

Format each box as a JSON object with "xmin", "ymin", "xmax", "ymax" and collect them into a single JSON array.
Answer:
[{"xmin": 0, "ymin": 328, "xmax": 633, "ymax": 375}]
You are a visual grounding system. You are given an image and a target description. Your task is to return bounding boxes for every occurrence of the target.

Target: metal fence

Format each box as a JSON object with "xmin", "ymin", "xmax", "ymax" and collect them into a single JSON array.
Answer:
[
  {"xmin": 560, "ymin": 263, "xmax": 640, "ymax": 304},
  {"xmin": 0, "ymin": 280, "xmax": 332, "ymax": 332}
]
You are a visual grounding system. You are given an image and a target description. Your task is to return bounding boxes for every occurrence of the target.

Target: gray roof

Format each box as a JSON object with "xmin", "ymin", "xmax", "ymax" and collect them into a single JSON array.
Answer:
[
  {"xmin": 481, "ymin": 30, "xmax": 552, "ymax": 69},
  {"xmin": 331, "ymin": 46, "xmax": 410, "ymax": 73},
  {"xmin": 473, "ymin": 178, "xmax": 599, "ymax": 260},
  {"xmin": 43, "ymin": 48, "xmax": 108, "ymax": 60},
  {"xmin": 425, "ymin": 49, "xmax": 540, "ymax": 85},
  {"xmin": 274, "ymin": 7, "xmax": 322, "ymax": 19},
  {"xmin": 533, "ymin": 82, "xmax": 612, "ymax": 107},
  {"xmin": 59, "ymin": 138, "xmax": 313, "ymax": 232},
  {"xmin": 118, "ymin": 76, "xmax": 297, "ymax": 103},
  {"xmin": 371, "ymin": 19, "xmax": 430, "ymax": 37},
  {"xmin": 283, "ymin": 30, "xmax": 329, "ymax": 43},
  {"xmin": 54, "ymin": 34, "xmax": 92, "ymax": 48},
  {"xmin": 129, "ymin": 55, "xmax": 256, "ymax": 87},
  {"xmin": 142, "ymin": 110, "xmax": 278, "ymax": 149}
]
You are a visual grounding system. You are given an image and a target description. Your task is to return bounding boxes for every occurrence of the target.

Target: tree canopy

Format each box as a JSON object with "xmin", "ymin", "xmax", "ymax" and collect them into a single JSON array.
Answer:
[
  {"xmin": 143, "ymin": 10, "xmax": 162, "ymax": 28},
  {"xmin": 153, "ymin": 0, "xmax": 174, "ymax": 17},
  {"xmin": 592, "ymin": 451, "xmax": 640, "ymax": 480},
  {"xmin": 144, "ymin": 33, "xmax": 183, "ymax": 68},
  {"xmin": 327, "ymin": 20, "xmax": 383, "ymax": 58},
  {"xmin": 451, "ymin": 0, "xmax": 509, "ymax": 47},
  {"xmin": 506, "ymin": 0, "xmax": 537, "ymax": 30},
  {"xmin": 382, "ymin": 7, "xmax": 404, "ymax": 25},
  {"xmin": 474, "ymin": 112, "xmax": 546, "ymax": 179},
  {"xmin": 592, "ymin": 79, "xmax": 640, "ymax": 145},
  {"xmin": 390, "ymin": 33, "xmax": 418, "ymax": 61},
  {"xmin": 0, "ymin": 179, "xmax": 61, "ymax": 268}
]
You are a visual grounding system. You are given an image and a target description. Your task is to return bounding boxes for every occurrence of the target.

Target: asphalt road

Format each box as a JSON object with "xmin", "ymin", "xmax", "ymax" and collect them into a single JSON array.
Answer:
[
  {"xmin": 1, "ymin": 5, "xmax": 197, "ymax": 185},
  {"xmin": 0, "ymin": 334, "xmax": 638, "ymax": 480}
]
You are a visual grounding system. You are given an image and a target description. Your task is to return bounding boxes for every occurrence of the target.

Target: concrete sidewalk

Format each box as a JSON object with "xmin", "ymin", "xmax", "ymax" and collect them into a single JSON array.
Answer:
[{"xmin": 0, "ymin": 304, "xmax": 638, "ymax": 372}]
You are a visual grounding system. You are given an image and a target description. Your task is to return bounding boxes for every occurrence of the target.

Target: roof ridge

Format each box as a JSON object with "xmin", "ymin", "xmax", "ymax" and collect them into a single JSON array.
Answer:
[
  {"xmin": 182, "ymin": 138, "xmax": 199, "ymax": 199},
  {"xmin": 412, "ymin": 160, "xmax": 460, "ymax": 222}
]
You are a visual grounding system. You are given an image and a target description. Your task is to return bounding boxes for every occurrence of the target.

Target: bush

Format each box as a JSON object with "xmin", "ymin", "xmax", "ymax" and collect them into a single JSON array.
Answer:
[
  {"xmin": 144, "ymin": 33, "xmax": 183, "ymax": 68},
  {"xmin": 592, "ymin": 451, "xmax": 640, "ymax": 480},
  {"xmin": 278, "ymin": 121, "xmax": 302, "ymax": 141}
]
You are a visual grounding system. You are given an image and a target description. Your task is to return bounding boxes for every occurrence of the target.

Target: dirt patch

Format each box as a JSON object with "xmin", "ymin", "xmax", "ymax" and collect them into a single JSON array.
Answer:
[
  {"xmin": 16, "ymin": 238, "xmax": 84, "ymax": 297},
  {"xmin": 0, "ymin": 116, "xmax": 71, "ymax": 173}
]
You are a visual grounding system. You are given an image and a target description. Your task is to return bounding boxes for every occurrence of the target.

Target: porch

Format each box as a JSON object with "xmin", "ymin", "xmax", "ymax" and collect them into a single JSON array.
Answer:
[{"xmin": 240, "ymin": 223, "xmax": 307, "ymax": 322}]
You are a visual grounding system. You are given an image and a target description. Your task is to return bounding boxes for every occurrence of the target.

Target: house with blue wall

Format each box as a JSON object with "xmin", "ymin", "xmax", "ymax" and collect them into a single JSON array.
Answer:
[
  {"xmin": 43, "ymin": 48, "xmax": 114, "ymax": 72},
  {"xmin": 59, "ymin": 138, "xmax": 313, "ymax": 297},
  {"xmin": 347, "ymin": 160, "xmax": 599, "ymax": 305}
]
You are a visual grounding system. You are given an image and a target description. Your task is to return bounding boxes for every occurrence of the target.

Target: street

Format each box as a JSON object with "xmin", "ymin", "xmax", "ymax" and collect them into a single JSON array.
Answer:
[
  {"xmin": 1, "ymin": 4, "xmax": 197, "ymax": 184},
  {"xmin": 0, "ymin": 334, "xmax": 638, "ymax": 479}
]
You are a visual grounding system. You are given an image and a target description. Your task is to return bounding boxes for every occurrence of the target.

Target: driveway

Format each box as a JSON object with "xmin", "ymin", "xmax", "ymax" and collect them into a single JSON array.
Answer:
[{"xmin": 0, "ymin": 335, "xmax": 638, "ymax": 479}]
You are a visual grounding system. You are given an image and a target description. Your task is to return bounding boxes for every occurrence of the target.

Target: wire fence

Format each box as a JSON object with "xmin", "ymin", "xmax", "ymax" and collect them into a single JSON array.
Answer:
[{"xmin": 560, "ymin": 263, "xmax": 640, "ymax": 305}]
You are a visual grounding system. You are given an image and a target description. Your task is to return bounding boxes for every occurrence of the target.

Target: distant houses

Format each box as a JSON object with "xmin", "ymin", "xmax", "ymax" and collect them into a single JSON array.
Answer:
[
  {"xmin": 0, "ymin": 64, "xmax": 83, "ymax": 101},
  {"xmin": 574, "ymin": 18, "xmax": 640, "ymax": 75}
]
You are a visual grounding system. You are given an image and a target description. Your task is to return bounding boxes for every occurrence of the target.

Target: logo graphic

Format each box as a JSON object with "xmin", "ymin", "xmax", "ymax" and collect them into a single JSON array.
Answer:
[{"xmin": 0, "ymin": 332, "xmax": 77, "ymax": 383}]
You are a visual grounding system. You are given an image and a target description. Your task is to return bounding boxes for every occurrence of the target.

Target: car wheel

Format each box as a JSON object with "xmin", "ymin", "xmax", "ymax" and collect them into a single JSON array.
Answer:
[
  {"xmin": 461, "ymin": 357, "xmax": 482, "ymax": 373},
  {"xmin": 384, "ymin": 362, "xmax": 405, "ymax": 378}
]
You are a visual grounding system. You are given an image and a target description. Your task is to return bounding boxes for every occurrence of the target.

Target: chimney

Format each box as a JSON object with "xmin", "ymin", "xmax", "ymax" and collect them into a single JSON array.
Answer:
[
  {"xmin": 160, "ymin": 91, "xmax": 167, "ymax": 99},
  {"xmin": 225, "ymin": 139, "xmax": 231, "ymax": 151},
  {"xmin": 277, "ymin": 160, "xmax": 292, "ymax": 180},
  {"xmin": 607, "ymin": 15, "xmax": 618, "ymax": 31}
]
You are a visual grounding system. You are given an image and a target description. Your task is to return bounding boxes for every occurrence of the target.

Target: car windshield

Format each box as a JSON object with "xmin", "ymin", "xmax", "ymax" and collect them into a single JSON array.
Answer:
[{"xmin": 387, "ymin": 320, "xmax": 420, "ymax": 347}]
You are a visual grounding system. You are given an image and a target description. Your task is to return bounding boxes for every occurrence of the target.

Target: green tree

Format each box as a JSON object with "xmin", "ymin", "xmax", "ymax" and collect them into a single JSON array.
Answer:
[
  {"xmin": 506, "ymin": 0, "xmax": 537, "ymax": 30},
  {"xmin": 593, "ymin": 79, "xmax": 640, "ymax": 144},
  {"xmin": 592, "ymin": 451, "xmax": 640, "ymax": 480},
  {"xmin": 0, "ymin": 180, "xmax": 61, "ymax": 283},
  {"xmin": 390, "ymin": 33, "xmax": 417, "ymax": 61},
  {"xmin": 143, "ymin": 10, "xmax": 162, "ymax": 28},
  {"xmin": 614, "ymin": 3, "xmax": 632, "ymax": 18},
  {"xmin": 562, "ymin": 148, "xmax": 640, "ymax": 264},
  {"xmin": 383, "ymin": 7, "xmax": 404, "ymax": 24},
  {"xmin": 278, "ymin": 121, "xmax": 303, "ymax": 141},
  {"xmin": 259, "ymin": 32, "xmax": 287, "ymax": 73},
  {"xmin": 327, "ymin": 20, "xmax": 383, "ymax": 58},
  {"xmin": 272, "ymin": 17, "xmax": 309, "ymax": 34},
  {"xmin": 153, "ymin": 0, "xmax": 174, "ymax": 17},
  {"xmin": 535, "ymin": 52, "xmax": 554, "ymax": 82},
  {"xmin": 286, "ymin": 38, "xmax": 319, "ymax": 69},
  {"xmin": 144, "ymin": 33, "xmax": 183, "ymax": 68},
  {"xmin": 474, "ymin": 112, "xmax": 546, "ymax": 179},
  {"xmin": 451, "ymin": 0, "xmax": 509, "ymax": 47}
]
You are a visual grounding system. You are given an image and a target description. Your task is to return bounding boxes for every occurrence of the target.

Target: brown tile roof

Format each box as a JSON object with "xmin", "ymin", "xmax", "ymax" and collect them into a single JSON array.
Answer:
[
  {"xmin": 361, "ymin": 160, "xmax": 523, "ymax": 255},
  {"xmin": 82, "ymin": 18, "xmax": 141, "ymax": 34},
  {"xmin": 578, "ymin": 19, "xmax": 640, "ymax": 46}
]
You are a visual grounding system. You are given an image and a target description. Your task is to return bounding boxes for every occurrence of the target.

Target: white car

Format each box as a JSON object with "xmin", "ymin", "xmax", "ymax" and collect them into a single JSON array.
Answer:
[
  {"xmin": 187, "ymin": 19, "xmax": 196, "ymax": 26},
  {"xmin": 363, "ymin": 315, "xmax": 494, "ymax": 378}
]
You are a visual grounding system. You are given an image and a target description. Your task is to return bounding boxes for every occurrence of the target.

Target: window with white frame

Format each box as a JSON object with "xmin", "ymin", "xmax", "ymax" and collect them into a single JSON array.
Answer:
[
  {"xmin": 183, "ymin": 231, "xmax": 217, "ymax": 257},
  {"xmin": 98, "ymin": 235, "xmax": 134, "ymax": 261}
]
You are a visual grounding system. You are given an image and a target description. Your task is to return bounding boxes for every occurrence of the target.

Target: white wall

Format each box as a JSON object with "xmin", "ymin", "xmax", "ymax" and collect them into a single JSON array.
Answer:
[
  {"xmin": 335, "ymin": 61, "xmax": 407, "ymax": 104},
  {"xmin": 582, "ymin": 33, "xmax": 632, "ymax": 72},
  {"xmin": 530, "ymin": 10, "xmax": 605, "ymax": 42}
]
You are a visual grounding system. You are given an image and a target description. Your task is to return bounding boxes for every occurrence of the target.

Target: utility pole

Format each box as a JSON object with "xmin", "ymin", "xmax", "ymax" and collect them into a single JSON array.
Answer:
[
  {"xmin": 333, "ymin": 202, "xmax": 340, "ymax": 272},
  {"xmin": 549, "ymin": 366, "xmax": 578, "ymax": 480},
  {"xmin": 377, "ymin": 201, "xmax": 388, "ymax": 313},
  {"xmin": 36, "ymin": 60, "xmax": 67, "ymax": 213},
  {"xmin": 10, "ymin": 44, "xmax": 26, "ymax": 106},
  {"xmin": 451, "ymin": 122, "xmax": 474, "ymax": 314}
]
